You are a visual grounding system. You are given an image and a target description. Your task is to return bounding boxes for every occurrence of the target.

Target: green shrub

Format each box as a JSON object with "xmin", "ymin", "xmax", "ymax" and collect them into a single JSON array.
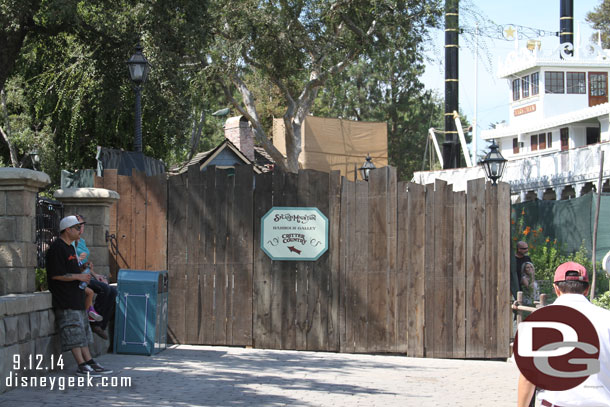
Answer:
[
  {"xmin": 36, "ymin": 268, "xmax": 47, "ymax": 291},
  {"xmin": 593, "ymin": 291, "xmax": 610, "ymax": 310},
  {"xmin": 511, "ymin": 208, "xmax": 609, "ymax": 300}
]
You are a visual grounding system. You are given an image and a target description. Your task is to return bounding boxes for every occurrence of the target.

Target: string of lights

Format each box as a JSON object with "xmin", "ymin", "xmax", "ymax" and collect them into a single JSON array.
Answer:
[{"xmin": 461, "ymin": 22, "xmax": 559, "ymax": 41}]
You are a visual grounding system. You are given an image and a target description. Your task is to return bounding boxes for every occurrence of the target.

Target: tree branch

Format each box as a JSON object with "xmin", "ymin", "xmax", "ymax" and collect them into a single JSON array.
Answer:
[{"xmin": 216, "ymin": 75, "xmax": 288, "ymax": 171}]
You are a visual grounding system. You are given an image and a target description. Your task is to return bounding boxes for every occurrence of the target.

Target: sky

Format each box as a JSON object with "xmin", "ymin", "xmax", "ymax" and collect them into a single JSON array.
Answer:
[{"xmin": 421, "ymin": 0, "xmax": 603, "ymax": 156}]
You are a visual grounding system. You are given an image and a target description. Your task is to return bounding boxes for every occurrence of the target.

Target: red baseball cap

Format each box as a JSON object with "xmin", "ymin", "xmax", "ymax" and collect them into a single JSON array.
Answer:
[{"xmin": 554, "ymin": 261, "xmax": 589, "ymax": 283}]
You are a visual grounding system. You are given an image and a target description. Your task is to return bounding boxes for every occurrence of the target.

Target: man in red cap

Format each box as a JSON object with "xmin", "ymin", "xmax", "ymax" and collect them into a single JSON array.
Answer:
[{"xmin": 517, "ymin": 261, "xmax": 610, "ymax": 406}]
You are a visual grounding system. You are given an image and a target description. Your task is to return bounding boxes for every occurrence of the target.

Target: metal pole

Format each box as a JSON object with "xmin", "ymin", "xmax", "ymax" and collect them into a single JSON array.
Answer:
[
  {"xmin": 590, "ymin": 150, "xmax": 604, "ymax": 301},
  {"xmin": 134, "ymin": 85, "xmax": 142, "ymax": 152},
  {"xmin": 443, "ymin": 0, "xmax": 459, "ymax": 169},
  {"xmin": 473, "ymin": 23, "xmax": 478, "ymax": 166}
]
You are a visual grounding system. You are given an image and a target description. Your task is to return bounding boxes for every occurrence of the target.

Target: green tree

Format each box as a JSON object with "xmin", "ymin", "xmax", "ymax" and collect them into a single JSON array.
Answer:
[
  {"xmin": 586, "ymin": 0, "xmax": 610, "ymax": 48},
  {"xmin": 208, "ymin": 0, "xmax": 443, "ymax": 173},
  {"xmin": 0, "ymin": 0, "xmax": 219, "ymax": 183}
]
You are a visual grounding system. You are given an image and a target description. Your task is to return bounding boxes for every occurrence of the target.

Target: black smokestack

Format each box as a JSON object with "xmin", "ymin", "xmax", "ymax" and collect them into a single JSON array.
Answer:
[
  {"xmin": 560, "ymin": 0, "xmax": 574, "ymax": 55},
  {"xmin": 443, "ymin": 0, "xmax": 459, "ymax": 169}
]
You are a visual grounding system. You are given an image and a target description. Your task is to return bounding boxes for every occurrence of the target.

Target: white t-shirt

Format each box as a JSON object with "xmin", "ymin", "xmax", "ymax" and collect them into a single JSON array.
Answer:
[{"xmin": 537, "ymin": 294, "xmax": 610, "ymax": 406}]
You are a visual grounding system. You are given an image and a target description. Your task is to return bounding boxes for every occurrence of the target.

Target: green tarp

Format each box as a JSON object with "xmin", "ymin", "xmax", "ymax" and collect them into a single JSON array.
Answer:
[{"xmin": 512, "ymin": 192, "xmax": 610, "ymax": 262}]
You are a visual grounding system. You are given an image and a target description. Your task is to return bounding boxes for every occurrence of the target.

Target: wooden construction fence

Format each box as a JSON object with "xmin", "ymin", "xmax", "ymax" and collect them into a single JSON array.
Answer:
[{"xmin": 96, "ymin": 165, "xmax": 511, "ymax": 358}]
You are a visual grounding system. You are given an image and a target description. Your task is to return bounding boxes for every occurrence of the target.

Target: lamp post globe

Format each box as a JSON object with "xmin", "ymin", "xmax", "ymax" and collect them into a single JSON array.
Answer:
[
  {"xmin": 481, "ymin": 140, "xmax": 507, "ymax": 185},
  {"xmin": 359, "ymin": 154, "xmax": 376, "ymax": 181},
  {"xmin": 127, "ymin": 42, "xmax": 150, "ymax": 152}
]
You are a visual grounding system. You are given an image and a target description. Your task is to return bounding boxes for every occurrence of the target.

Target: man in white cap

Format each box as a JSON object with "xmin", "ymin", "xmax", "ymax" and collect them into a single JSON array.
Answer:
[
  {"xmin": 46, "ymin": 215, "xmax": 112, "ymax": 376},
  {"xmin": 517, "ymin": 261, "xmax": 610, "ymax": 406}
]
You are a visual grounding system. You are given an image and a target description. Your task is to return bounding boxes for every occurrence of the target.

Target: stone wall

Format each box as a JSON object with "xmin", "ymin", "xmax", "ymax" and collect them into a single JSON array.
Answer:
[
  {"xmin": 0, "ymin": 170, "xmax": 117, "ymax": 394},
  {"xmin": 0, "ymin": 169, "xmax": 49, "ymax": 295},
  {"xmin": 0, "ymin": 293, "xmax": 108, "ymax": 393}
]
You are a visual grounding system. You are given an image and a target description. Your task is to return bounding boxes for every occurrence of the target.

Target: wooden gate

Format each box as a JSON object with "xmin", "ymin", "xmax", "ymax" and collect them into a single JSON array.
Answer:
[{"xmin": 97, "ymin": 165, "xmax": 511, "ymax": 357}]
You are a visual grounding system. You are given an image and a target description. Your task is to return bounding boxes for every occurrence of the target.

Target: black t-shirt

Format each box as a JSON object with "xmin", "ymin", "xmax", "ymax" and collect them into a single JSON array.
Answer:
[
  {"xmin": 46, "ymin": 238, "xmax": 86, "ymax": 310},
  {"xmin": 515, "ymin": 254, "xmax": 532, "ymax": 292}
]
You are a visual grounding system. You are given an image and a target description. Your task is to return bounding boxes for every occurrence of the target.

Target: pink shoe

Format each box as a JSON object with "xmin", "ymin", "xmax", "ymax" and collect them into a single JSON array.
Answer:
[{"xmin": 88, "ymin": 306, "xmax": 103, "ymax": 322}]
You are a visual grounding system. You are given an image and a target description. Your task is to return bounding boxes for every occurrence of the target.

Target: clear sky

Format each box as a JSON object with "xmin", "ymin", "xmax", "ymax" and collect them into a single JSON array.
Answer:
[{"xmin": 421, "ymin": 0, "xmax": 603, "ymax": 155}]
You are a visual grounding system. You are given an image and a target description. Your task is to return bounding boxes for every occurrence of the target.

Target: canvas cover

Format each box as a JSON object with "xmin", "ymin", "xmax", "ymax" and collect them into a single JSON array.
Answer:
[{"xmin": 273, "ymin": 116, "xmax": 388, "ymax": 181}]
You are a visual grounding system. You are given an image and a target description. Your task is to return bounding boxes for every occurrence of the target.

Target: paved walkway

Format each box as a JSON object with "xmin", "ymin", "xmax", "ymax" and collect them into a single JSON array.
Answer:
[{"xmin": 1, "ymin": 345, "xmax": 520, "ymax": 406}]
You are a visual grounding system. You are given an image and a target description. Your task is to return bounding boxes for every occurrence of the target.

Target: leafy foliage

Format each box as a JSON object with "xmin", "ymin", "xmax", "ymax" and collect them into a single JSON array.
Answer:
[
  {"xmin": 511, "ymin": 207, "xmax": 610, "ymax": 301},
  {"xmin": 593, "ymin": 290, "xmax": 610, "ymax": 310},
  {"xmin": 207, "ymin": 0, "xmax": 443, "ymax": 173},
  {"xmin": 586, "ymin": 0, "xmax": 610, "ymax": 48}
]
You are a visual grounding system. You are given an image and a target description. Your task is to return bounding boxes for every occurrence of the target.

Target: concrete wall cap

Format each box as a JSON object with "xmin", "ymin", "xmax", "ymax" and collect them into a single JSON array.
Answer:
[
  {"xmin": 54, "ymin": 188, "xmax": 120, "ymax": 203},
  {"xmin": 0, "ymin": 168, "xmax": 50, "ymax": 188}
]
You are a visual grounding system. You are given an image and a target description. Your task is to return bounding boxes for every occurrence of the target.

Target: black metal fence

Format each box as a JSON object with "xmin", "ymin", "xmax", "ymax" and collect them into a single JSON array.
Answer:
[{"xmin": 35, "ymin": 196, "xmax": 64, "ymax": 268}]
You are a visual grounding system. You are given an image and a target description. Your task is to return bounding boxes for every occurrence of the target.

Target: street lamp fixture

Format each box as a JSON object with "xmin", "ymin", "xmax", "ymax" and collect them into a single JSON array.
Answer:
[
  {"xmin": 480, "ymin": 140, "xmax": 507, "ymax": 185},
  {"xmin": 127, "ymin": 42, "xmax": 151, "ymax": 152},
  {"xmin": 359, "ymin": 154, "xmax": 376, "ymax": 181}
]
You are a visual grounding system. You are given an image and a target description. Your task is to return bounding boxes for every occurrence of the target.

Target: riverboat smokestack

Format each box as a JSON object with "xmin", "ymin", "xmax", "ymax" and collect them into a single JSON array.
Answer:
[
  {"xmin": 443, "ymin": 0, "xmax": 459, "ymax": 169},
  {"xmin": 560, "ymin": 0, "xmax": 574, "ymax": 56}
]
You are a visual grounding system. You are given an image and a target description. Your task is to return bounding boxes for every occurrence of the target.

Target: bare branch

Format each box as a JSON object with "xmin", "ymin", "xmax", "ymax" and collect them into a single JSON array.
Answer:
[{"xmin": 216, "ymin": 76, "xmax": 289, "ymax": 171}]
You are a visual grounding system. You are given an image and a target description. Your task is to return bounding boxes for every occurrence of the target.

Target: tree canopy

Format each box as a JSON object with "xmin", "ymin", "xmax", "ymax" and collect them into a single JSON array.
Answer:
[
  {"xmin": 587, "ymin": 0, "xmax": 610, "ymax": 48},
  {"xmin": 1, "ymin": 0, "xmax": 444, "ymax": 184}
]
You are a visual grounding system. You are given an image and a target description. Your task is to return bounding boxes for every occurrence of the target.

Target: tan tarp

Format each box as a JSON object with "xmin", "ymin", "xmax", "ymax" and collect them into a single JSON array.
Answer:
[{"xmin": 273, "ymin": 116, "xmax": 388, "ymax": 181}]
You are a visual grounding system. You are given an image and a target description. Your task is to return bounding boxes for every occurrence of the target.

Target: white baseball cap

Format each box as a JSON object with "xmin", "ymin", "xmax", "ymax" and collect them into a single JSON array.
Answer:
[{"xmin": 59, "ymin": 216, "xmax": 83, "ymax": 232}]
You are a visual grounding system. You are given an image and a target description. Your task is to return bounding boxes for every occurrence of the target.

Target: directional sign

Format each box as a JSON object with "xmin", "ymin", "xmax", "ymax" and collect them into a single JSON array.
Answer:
[{"xmin": 261, "ymin": 207, "xmax": 328, "ymax": 261}]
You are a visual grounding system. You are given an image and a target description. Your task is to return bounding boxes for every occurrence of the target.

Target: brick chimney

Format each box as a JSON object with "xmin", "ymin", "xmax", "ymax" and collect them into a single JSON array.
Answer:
[{"xmin": 224, "ymin": 116, "xmax": 254, "ymax": 161}]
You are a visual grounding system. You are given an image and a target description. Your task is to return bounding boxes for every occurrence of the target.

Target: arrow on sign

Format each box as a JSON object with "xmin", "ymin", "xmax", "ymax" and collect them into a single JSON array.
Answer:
[{"xmin": 288, "ymin": 246, "xmax": 302, "ymax": 255}]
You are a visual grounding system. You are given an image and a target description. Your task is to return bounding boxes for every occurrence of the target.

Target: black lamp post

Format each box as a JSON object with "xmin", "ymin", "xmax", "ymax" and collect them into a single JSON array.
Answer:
[
  {"xmin": 359, "ymin": 154, "xmax": 376, "ymax": 181},
  {"xmin": 127, "ymin": 42, "xmax": 150, "ymax": 152},
  {"xmin": 481, "ymin": 140, "xmax": 507, "ymax": 185}
]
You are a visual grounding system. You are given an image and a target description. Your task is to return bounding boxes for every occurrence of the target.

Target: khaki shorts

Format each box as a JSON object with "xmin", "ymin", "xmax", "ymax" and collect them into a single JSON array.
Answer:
[{"xmin": 55, "ymin": 309, "xmax": 93, "ymax": 352}]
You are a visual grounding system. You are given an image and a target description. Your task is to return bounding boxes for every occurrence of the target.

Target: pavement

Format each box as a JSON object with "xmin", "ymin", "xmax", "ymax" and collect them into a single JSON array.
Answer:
[{"xmin": 0, "ymin": 345, "xmax": 520, "ymax": 406}]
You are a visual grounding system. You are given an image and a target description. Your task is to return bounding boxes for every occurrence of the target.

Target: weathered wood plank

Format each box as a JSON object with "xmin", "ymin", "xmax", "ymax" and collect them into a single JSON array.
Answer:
[
  {"xmin": 353, "ymin": 180, "xmax": 369, "ymax": 353},
  {"xmin": 327, "ymin": 170, "xmax": 341, "ymax": 352},
  {"xmin": 269, "ymin": 170, "xmax": 286, "ymax": 349},
  {"xmin": 485, "ymin": 181, "xmax": 497, "ymax": 358},
  {"xmin": 307, "ymin": 170, "xmax": 330, "ymax": 351},
  {"xmin": 434, "ymin": 180, "xmax": 452, "ymax": 358},
  {"xmin": 386, "ymin": 167, "xmax": 397, "ymax": 352},
  {"xmin": 231, "ymin": 263, "xmax": 253, "ymax": 346},
  {"xmin": 339, "ymin": 177, "xmax": 354, "ymax": 353},
  {"xmin": 167, "ymin": 263, "xmax": 186, "ymax": 344},
  {"xmin": 253, "ymin": 172, "xmax": 273, "ymax": 348},
  {"xmin": 395, "ymin": 181, "xmax": 409, "ymax": 353},
  {"xmin": 295, "ymin": 170, "xmax": 311, "ymax": 350},
  {"xmin": 229, "ymin": 165, "xmax": 254, "ymax": 346},
  {"xmin": 167, "ymin": 174, "xmax": 187, "ymax": 266},
  {"xmin": 280, "ymin": 171, "xmax": 298, "ymax": 350},
  {"xmin": 452, "ymin": 191, "xmax": 467, "ymax": 358},
  {"xmin": 496, "ymin": 182, "xmax": 512, "ymax": 358},
  {"xmin": 465, "ymin": 178, "xmax": 486, "ymax": 358},
  {"xmin": 101, "ymin": 169, "xmax": 119, "ymax": 278},
  {"xmin": 116, "ymin": 174, "xmax": 133, "ymax": 270},
  {"xmin": 367, "ymin": 168, "xmax": 389, "ymax": 353},
  {"xmin": 145, "ymin": 173, "xmax": 167, "ymax": 270},
  {"xmin": 132, "ymin": 170, "xmax": 147, "ymax": 269},
  {"xmin": 406, "ymin": 182, "xmax": 425, "ymax": 357},
  {"xmin": 424, "ymin": 182, "xmax": 435, "ymax": 357},
  {"xmin": 186, "ymin": 165, "xmax": 202, "ymax": 267},
  {"xmin": 201, "ymin": 263, "xmax": 215, "ymax": 344},
  {"xmin": 214, "ymin": 263, "xmax": 228, "ymax": 344}
]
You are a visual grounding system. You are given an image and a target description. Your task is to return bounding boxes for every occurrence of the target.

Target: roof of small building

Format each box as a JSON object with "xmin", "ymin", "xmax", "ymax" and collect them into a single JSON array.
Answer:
[{"xmin": 169, "ymin": 138, "xmax": 274, "ymax": 174}]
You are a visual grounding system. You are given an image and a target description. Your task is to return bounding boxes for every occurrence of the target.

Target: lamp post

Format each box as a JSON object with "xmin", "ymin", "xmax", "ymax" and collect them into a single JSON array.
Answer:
[
  {"xmin": 480, "ymin": 140, "xmax": 507, "ymax": 185},
  {"xmin": 127, "ymin": 42, "xmax": 150, "ymax": 152},
  {"xmin": 359, "ymin": 154, "xmax": 376, "ymax": 181}
]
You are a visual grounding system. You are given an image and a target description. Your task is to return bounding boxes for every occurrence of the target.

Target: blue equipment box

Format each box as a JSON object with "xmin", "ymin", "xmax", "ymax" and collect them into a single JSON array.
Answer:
[{"xmin": 114, "ymin": 269, "xmax": 168, "ymax": 355}]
